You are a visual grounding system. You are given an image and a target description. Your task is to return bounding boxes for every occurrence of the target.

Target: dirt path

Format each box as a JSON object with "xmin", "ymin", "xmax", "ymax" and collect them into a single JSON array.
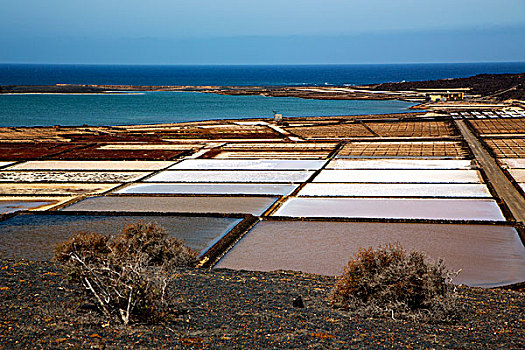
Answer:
[{"xmin": 455, "ymin": 120, "xmax": 525, "ymax": 223}]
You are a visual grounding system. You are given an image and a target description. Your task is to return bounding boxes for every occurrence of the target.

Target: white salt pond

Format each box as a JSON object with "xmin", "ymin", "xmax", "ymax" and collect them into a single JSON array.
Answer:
[
  {"xmin": 498, "ymin": 159, "xmax": 525, "ymax": 169},
  {"xmin": 215, "ymin": 221, "xmax": 525, "ymax": 287},
  {"xmin": 222, "ymin": 142, "xmax": 337, "ymax": 149},
  {"xmin": 117, "ymin": 183, "xmax": 298, "ymax": 196},
  {"xmin": 312, "ymin": 169, "xmax": 483, "ymax": 183},
  {"xmin": 0, "ymin": 171, "xmax": 150, "ymax": 183},
  {"xmin": 0, "ymin": 162, "xmax": 13, "ymax": 169},
  {"xmin": 508, "ymin": 169, "xmax": 525, "ymax": 183},
  {"xmin": 326, "ymin": 159, "xmax": 473, "ymax": 170},
  {"xmin": 6, "ymin": 161, "xmax": 175, "ymax": 171},
  {"xmin": 145, "ymin": 170, "xmax": 315, "ymax": 183},
  {"xmin": 98, "ymin": 144, "xmax": 200, "ymax": 150},
  {"xmin": 297, "ymin": 183, "xmax": 492, "ymax": 198},
  {"xmin": 0, "ymin": 183, "xmax": 119, "ymax": 196},
  {"xmin": 213, "ymin": 151, "xmax": 327, "ymax": 159},
  {"xmin": 273, "ymin": 197, "xmax": 506, "ymax": 221},
  {"xmin": 168, "ymin": 159, "xmax": 327, "ymax": 170}
]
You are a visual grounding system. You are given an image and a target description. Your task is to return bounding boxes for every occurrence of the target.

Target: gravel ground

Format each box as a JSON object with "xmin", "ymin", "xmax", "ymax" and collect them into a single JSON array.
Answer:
[{"xmin": 1, "ymin": 259, "xmax": 524, "ymax": 349}]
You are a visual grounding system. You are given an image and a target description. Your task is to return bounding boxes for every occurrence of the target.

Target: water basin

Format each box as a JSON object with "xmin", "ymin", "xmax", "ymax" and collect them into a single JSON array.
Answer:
[
  {"xmin": 215, "ymin": 221, "xmax": 525, "ymax": 287},
  {"xmin": 273, "ymin": 197, "xmax": 505, "ymax": 221},
  {"xmin": 62, "ymin": 196, "xmax": 278, "ymax": 215},
  {"xmin": 0, "ymin": 214, "xmax": 241, "ymax": 260}
]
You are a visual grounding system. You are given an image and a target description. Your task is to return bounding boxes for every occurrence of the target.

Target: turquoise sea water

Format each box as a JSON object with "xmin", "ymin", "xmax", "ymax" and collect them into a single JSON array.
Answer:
[
  {"xmin": 1, "ymin": 63, "xmax": 523, "ymax": 126},
  {"xmin": 0, "ymin": 91, "xmax": 420, "ymax": 127}
]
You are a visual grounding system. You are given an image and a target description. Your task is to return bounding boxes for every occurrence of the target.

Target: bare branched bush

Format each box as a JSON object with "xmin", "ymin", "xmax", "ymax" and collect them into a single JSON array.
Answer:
[
  {"xmin": 331, "ymin": 244, "xmax": 460, "ymax": 322},
  {"xmin": 55, "ymin": 221, "xmax": 197, "ymax": 325},
  {"xmin": 112, "ymin": 222, "xmax": 196, "ymax": 270}
]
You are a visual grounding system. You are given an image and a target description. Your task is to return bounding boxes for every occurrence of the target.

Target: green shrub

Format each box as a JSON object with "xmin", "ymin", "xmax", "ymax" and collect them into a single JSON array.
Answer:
[
  {"xmin": 55, "ymin": 221, "xmax": 197, "ymax": 325},
  {"xmin": 330, "ymin": 244, "xmax": 460, "ymax": 322}
]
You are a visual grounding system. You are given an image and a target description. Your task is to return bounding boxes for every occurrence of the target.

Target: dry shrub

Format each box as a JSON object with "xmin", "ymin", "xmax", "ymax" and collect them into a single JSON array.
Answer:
[
  {"xmin": 55, "ymin": 221, "xmax": 197, "ymax": 325},
  {"xmin": 331, "ymin": 244, "xmax": 460, "ymax": 322},
  {"xmin": 112, "ymin": 222, "xmax": 196, "ymax": 270}
]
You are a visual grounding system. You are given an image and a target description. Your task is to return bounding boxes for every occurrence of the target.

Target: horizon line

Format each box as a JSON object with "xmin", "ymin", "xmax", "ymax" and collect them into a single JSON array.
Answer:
[{"xmin": 2, "ymin": 61, "xmax": 525, "ymax": 67}]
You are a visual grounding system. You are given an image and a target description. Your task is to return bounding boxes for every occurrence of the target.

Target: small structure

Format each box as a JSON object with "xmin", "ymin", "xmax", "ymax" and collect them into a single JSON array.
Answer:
[
  {"xmin": 416, "ymin": 88, "xmax": 469, "ymax": 102},
  {"xmin": 273, "ymin": 110, "xmax": 283, "ymax": 124}
]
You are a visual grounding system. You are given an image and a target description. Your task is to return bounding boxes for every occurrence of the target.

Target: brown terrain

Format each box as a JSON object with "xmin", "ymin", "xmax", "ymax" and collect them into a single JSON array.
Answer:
[{"xmin": 371, "ymin": 73, "xmax": 525, "ymax": 100}]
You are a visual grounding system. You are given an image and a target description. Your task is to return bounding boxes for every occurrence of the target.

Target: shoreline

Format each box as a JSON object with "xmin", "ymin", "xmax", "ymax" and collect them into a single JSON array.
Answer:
[
  {"xmin": 0, "ymin": 111, "xmax": 429, "ymax": 129},
  {"xmin": 2, "ymin": 73, "xmax": 523, "ymax": 116},
  {"xmin": 0, "ymin": 84, "xmax": 410, "ymax": 101},
  {"xmin": 1, "ymin": 72, "xmax": 523, "ymax": 101}
]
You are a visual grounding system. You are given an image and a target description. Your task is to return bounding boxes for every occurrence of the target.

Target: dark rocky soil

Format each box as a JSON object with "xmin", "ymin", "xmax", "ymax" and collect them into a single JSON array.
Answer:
[
  {"xmin": 1, "ymin": 259, "xmax": 524, "ymax": 349},
  {"xmin": 372, "ymin": 73, "xmax": 525, "ymax": 100}
]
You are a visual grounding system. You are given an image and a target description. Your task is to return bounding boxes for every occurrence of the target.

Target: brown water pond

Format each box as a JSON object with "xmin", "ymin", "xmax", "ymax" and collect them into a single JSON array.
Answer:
[
  {"xmin": 62, "ymin": 196, "xmax": 278, "ymax": 216},
  {"xmin": 0, "ymin": 214, "xmax": 241, "ymax": 260},
  {"xmin": 215, "ymin": 221, "xmax": 525, "ymax": 287},
  {"xmin": 0, "ymin": 200, "xmax": 57, "ymax": 214}
]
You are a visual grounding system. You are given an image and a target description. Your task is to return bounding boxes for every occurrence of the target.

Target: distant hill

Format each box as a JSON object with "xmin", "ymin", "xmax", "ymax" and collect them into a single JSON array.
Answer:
[{"xmin": 371, "ymin": 73, "xmax": 525, "ymax": 100}]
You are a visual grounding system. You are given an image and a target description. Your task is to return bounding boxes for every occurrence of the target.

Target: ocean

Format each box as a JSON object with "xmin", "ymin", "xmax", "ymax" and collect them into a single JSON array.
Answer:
[{"xmin": 1, "ymin": 62, "xmax": 524, "ymax": 127}]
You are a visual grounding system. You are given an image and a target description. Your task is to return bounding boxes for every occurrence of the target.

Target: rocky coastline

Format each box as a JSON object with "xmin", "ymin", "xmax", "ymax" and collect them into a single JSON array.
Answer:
[{"xmin": 2, "ymin": 73, "xmax": 523, "ymax": 103}]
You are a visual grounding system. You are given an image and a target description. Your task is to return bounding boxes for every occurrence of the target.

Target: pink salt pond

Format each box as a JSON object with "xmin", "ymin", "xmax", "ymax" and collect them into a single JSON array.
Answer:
[
  {"xmin": 215, "ymin": 221, "xmax": 525, "ymax": 287},
  {"xmin": 273, "ymin": 198, "xmax": 505, "ymax": 221}
]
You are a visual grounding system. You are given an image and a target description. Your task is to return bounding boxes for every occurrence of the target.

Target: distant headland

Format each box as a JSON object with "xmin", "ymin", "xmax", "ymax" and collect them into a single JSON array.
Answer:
[{"xmin": 1, "ymin": 73, "xmax": 523, "ymax": 104}]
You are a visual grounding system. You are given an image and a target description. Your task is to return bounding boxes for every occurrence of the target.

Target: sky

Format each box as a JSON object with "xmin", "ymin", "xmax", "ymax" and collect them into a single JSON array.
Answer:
[{"xmin": 1, "ymin": 0, "xmax": 524, "ymax": 65}]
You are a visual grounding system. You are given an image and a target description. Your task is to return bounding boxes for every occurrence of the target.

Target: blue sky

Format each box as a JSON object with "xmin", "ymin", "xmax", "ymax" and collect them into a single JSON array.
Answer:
[{"xmin": 1, "ymin": 0, "xmax": 524, "ymax": 64}]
